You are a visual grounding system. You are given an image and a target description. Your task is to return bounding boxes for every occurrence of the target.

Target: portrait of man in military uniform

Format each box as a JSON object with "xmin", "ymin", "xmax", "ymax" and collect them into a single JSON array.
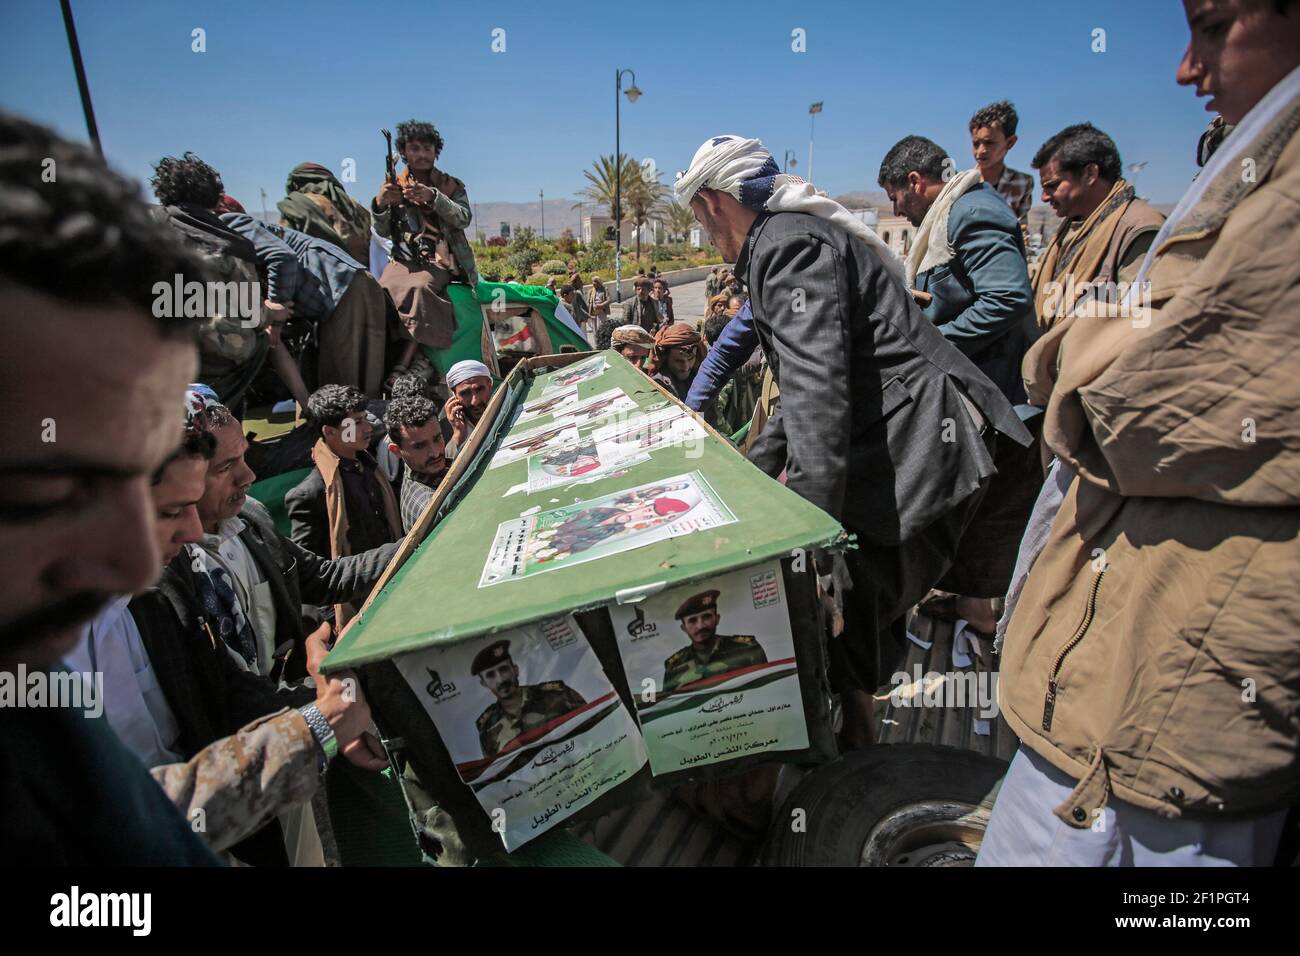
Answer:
[
  {"xmin": 472, "ymin": 639, "xmax": 588, "ymax": 758},
  {"xmin": 661, "ymin": 589, "xmax": 767, "ymax": 696}
]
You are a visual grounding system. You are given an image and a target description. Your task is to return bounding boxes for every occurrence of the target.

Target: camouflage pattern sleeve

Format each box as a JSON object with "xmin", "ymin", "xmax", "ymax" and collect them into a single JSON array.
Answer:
[
  {"xmin": 149, "ymin": 708, "xmax": 320, "ymax": 853},
  {"xmin": 431, "ymin": 182, "xmax": 472, "ymax": 231},
  {"xmin": 371, "ymin": 200, "xmax": 392, "ymax": 237}
]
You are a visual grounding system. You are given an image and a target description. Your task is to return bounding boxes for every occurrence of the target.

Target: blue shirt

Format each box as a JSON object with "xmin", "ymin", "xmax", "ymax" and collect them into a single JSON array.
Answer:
[
  {"xmin": 220, "ymin": 213, "xmax": 365, "ymax": 320},
  {"xmin": 685, "ymin": 303, "xmax": 759, "ymax": 411}
]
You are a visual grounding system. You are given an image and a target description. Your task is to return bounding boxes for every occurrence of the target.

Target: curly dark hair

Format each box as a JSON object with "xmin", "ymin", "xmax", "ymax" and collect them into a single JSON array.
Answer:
[
  {"xmin": 150, "ymin": 152, "xmax": 224, "ymax": 209},
  {"xmin": 969, "ymin": 100, "xmax": 1019, "ymax": 137},
  {"xmin": 0, "ymin": 112, "xmax": 207, "ymax": 324},
  {"xmin": 702, "ymin": 314, "xmax": 729, "ymax": 346},
  {"xmin": 877, "ymin": 136, "xmax": 950, "ymax": 190},
  {"xmin": 389, "ymin": 371, "xmax": 435, "ymax": 401},
  {"xmin": 1032, "ymin": 123, "xmax": 1123, "ymax": 183},
  {"xmin": 385, "ymin": 395, "xmax": 439, "ymax": 445},
  {"xmin": 396, "ymin": 120, "xmax": 444, "ymax": 157},
  {"xmin": 594, "ymin": 316, "xmax": 620, "ymax": 351},
  {"xmin": 307, "ymin": 383, "xmax": 367, "ymax": 432}
]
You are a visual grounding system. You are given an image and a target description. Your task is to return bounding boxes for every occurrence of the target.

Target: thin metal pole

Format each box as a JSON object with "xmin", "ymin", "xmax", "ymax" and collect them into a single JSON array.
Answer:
[
  {"xmin": 808, "ymin": 111, "xmax": 816, "ymax": 184},
  {"xmin": 540, "ymin": 188, "xmax": 545, "ymax": 239},
  {"xmin": 614, "ymin": 69, "xmax": 622, "ymax": 304},
  {"xmin": 59, "ymin": 0, "xmax": 102, "ymax": 155}
]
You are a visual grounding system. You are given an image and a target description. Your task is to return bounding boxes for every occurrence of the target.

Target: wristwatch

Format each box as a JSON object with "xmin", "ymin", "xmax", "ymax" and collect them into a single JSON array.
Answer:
[{"xmin": 299, "ymin": 703, "xmax": 339, "ymax": 774}]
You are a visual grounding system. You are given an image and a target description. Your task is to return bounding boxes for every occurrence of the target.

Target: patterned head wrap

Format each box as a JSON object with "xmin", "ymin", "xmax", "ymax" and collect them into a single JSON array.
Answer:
[
  {"xmin": 674, "ymin": 136, "xmax": 791, "ymax": 210},
  {"xmin": 611, "ymin": 324, "xmax": 655, "ymax": 348},
  {"xmin": 183, "ymin": 384, "xmax": 222, "ymax": 435},
  {"xmin": 676, "ymin": 134, "xmax": 906, "ymax": 284},
  {"xmin": 654, "ymin": 323, "xmax": 702, "ymax": 349}
]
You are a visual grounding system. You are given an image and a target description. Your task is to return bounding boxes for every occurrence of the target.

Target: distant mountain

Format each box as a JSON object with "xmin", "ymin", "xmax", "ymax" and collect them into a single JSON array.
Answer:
[
  {"xmin": 466, "ymin": 197, "xmax": 595, "ymax": 240},
  {"xmin": 251, "ymin": 196, "xmax": 595, "ymax": 239}
]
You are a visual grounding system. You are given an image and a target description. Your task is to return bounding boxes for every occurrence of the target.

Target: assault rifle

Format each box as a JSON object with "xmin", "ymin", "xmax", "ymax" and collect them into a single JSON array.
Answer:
[{"xmin": 381, "ymin": 127, "xmax": 416, "ymax": 263}]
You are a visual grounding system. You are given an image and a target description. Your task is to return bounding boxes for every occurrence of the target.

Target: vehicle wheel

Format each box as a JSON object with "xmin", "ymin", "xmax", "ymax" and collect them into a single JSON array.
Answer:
[{"xmin": 759, "ymin": 744, "xmax": 1008, "ymax": 867}]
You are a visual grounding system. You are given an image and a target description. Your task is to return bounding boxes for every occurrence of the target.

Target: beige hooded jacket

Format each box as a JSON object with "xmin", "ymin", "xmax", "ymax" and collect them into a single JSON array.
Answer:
[{"xmin": 999, "ymin": 83, "xmax": 1300, "ymax": 827}]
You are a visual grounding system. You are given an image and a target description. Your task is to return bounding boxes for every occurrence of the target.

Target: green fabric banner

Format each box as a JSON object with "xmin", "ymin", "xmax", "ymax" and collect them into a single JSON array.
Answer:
[{"xmin": 423, "ymin": 281, "xmax": 591, "ymax": 379}]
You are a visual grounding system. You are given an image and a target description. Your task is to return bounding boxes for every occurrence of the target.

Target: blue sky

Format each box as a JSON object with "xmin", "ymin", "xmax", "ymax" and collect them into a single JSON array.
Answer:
[{"xmin": 1, "ymin": 0, "xmax": 1209, "ymax": 210}]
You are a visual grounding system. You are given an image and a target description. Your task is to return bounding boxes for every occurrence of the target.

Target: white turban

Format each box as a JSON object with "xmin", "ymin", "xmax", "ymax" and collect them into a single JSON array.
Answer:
[
  {"xmin": 674, "ymin": 135, "xmax": 774, "ymax": 206},
  {"xmin": 445, "ymin": 359, "xmax": 492, "ymax": 390},
  {"xmin": 675, "ymin": 134, "xmax": 905, "ymax": 285}
]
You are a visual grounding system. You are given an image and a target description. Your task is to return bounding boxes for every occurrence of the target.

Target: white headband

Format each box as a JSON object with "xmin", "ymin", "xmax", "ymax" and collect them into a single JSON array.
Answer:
[{"xmin": 445, "ymin": 359, "xmax": 492, "ymax": 389}]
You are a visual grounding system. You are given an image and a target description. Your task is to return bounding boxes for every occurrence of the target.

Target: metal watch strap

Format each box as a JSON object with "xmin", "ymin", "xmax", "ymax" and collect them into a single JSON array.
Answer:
[{"xmin": 299, "ymin": 703, "xmax": 338, "ymax": 773}]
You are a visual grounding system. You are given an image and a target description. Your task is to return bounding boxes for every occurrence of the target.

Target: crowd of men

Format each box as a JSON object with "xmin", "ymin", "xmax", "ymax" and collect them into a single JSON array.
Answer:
[{"xmin": 0, "ymin": 0, "xmax": 1297, "ymax": 869}]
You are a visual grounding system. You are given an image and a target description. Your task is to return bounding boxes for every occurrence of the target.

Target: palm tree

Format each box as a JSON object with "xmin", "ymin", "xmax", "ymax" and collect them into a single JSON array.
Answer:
[
  {"xmin": 574, "ymin": 154, "xmax": 641, "ymax": 224},
  {"xmin": 624, "ymin": 173, "xmax": 670, "ymax": 259},
  {"xmin": 665, "ymin": 200, "xmax": 696, "ymax": 242}
]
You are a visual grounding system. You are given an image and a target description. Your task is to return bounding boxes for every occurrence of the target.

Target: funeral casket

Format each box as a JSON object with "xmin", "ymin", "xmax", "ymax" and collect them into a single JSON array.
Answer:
[{"xmin": 321, "ymin": 350, "xmax": 848, "ymax": 860}]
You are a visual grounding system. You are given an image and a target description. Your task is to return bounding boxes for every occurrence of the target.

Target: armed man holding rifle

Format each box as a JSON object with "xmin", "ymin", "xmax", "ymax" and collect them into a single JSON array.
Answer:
[{"xmin": 373, "ymin": 120, "xmax": 480, "ymax": 381}]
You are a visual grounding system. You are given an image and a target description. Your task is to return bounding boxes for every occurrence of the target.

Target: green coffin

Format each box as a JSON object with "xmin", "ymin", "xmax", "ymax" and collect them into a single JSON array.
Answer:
[{"xmin": 325, "ymin": 351, "xmax": 845, "ymax": 672}]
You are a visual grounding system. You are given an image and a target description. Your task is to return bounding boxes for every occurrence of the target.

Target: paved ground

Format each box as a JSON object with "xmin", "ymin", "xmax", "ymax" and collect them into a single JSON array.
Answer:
[{"xmin": 609, "ymin": 277, "xmax": 709, "ymax": 327}]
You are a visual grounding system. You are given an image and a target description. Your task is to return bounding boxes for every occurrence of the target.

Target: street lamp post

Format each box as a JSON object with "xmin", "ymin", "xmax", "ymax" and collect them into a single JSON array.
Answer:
[
  {"xmin": 783, "ymin": 150, "xmax": 798, "ymax": 174},
  {"xmin": 806, "ymin": 102, "xmax": 826, "ymax": 184},
  {"xmin": 614, "ymin": 67, "xmax": 641, "ymax": 304},
  {"xmin": 808, "ymin": 101, "xmax": 823, "ymax": 184},
  {"xmin": 540, "ymin": 188, "xmax": 545, "ymax": 239}
]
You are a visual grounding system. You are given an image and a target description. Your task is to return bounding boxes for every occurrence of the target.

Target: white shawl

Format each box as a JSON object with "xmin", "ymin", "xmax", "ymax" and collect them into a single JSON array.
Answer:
[
  {"xmin": 904, "ymin": 167, "xmax": 982, "ymax": 285},
  {"xmin": 677, "ymin": 135, "xmax": 905, "ymax": 284}
]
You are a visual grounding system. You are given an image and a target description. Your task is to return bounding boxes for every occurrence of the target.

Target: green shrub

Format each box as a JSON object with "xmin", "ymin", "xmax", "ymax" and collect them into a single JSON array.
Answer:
[
  {"xmin": 540, "ymin": 259, "xmax": 568, "ymax": 275},
  {"xmin": 524, "ymin": 274, "xmax": 553, "ymax": 287},
  {"xmin": 507, "ymin": 247, "xmax": 541, "ymax": 278}
]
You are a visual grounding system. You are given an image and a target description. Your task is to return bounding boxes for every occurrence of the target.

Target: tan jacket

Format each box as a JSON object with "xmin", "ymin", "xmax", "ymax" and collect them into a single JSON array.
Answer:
[
  {"xmin": 1024, "ymin": 193, "xmax": 1165, "ymax": 407},
  {"xmin": 313, "ymin": 438, "xmax": 403, "ymax": 629},
  {"xmin": 999, "ymin": 94, "xmax": 1300, "ymax": 827}
]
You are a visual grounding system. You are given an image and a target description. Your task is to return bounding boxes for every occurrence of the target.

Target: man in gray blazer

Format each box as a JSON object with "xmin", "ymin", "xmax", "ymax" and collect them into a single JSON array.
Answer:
[
  {"xmin": 879, "ymin": 136, "xmax": 1044, "ymax": 630},
  {"xmin": 677, "ymin": 135, "xmax": 1030, "ymax": 746}
]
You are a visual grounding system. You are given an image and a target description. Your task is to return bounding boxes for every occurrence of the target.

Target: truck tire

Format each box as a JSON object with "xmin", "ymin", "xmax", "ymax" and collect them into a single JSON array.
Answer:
[{"xmin": 759, "ymin": 744, "xmax": 1009, "ymax": 867}]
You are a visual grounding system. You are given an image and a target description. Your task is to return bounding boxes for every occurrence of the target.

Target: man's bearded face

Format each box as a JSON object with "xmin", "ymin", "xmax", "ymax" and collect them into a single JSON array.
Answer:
[
  {"xmin": 681, "ymin": 609, "xmax": 720, "ymax": 645},
  {"xmin": 198, "ymin": 423, "xmax": 256, "ymax": 529},
  {"xmin": 0, "ymin": 291, "xmax": 196, "ymax": 667},
  {"xmin": 1039, "ymin": 158, "xmax": 1099, "ymax": 220},
  {"xmin": 617, "ymin": 343, "xmax": 649, "ymax": 366},
  {"xmin": 455, "ymin": 376, "xmax": 493, "ymax": 424},
  {"xmin": 393, "ymin": 418, "xmax": 447, "ymax": 477},
  {"xmin": 480, "ymin": 660, "xmax": 520, "ymax": 700},
  {"xmin": 401, "ymin": 138, "xmax": 440, "ymax": 171},
  {"xmin": 666, "ymin": 344, "xmax": 697, "ymax": 380},
  {"xmin": 885, "ymin": 182, "xmax": 932, "ymax": 228}
]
